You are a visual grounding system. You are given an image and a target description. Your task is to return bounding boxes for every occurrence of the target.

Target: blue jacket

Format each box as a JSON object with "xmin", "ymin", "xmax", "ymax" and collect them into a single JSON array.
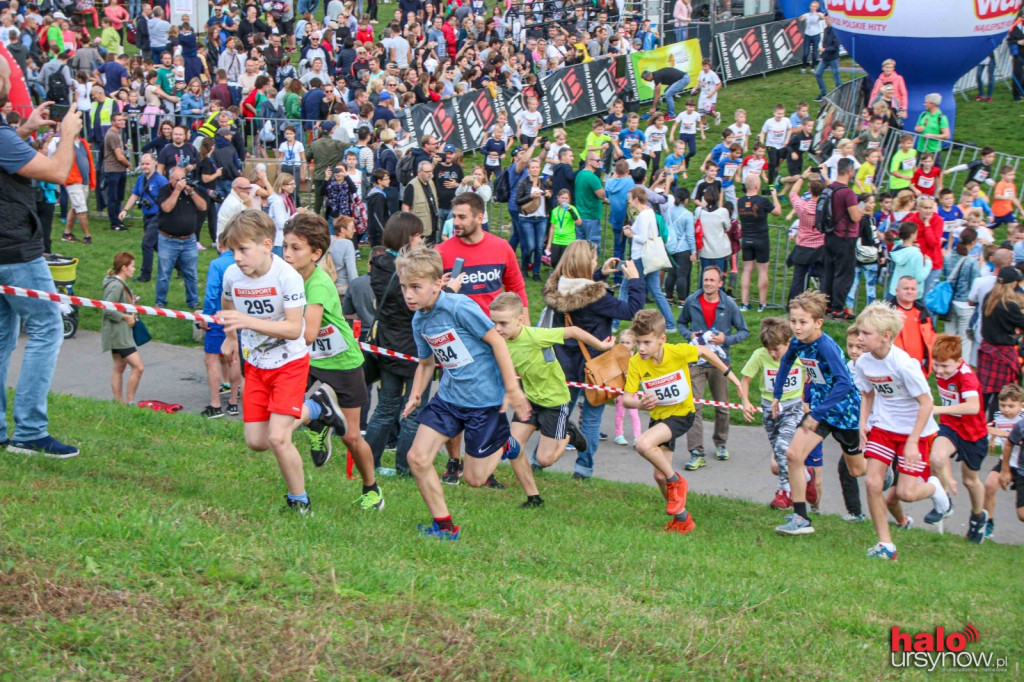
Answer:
[
  {"xmin": 203, "ymin": 249, "xmax": 235, "ymax": 315},
  {"xmin": 665, "ymin": 203, "xmax": 695, "ymax": 254},
  {"xmin": 676, "ymin": 289, "xmax": 749, "ymax": 363},
  {"xmin": 542, "ymin": 270, "xmax": 647, "ymax": 383}
]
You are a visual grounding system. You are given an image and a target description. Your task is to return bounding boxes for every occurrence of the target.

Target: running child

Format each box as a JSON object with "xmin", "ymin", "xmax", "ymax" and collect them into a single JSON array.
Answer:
[
  {"xmin": 199, "ymin": 232, "xmax": 241, "ymax": 419},
  {"xmin": 928, "ymin": 334, "xmax": 987, "ymax": 540},
  {"xmin": 741, "ymin": 317, "xmax": 805, "ymax": 511},
  {"xmin": 282, "ymin": 213, "xmax": 382, "ymax": 510},
  {"xmin": 773, "ymin": 291, "xmax": 864, "ymax": 537},
  {"xmin": 400, "ymin": 247, "xmax": 531, "ymax": 540},
  {"xmin": 839, "ymin": 325, "xmax": 866, "ymax": 522},
  {"xmin": 780, "ymin": 116, "xmax": 816, "ymax": 196},
  {"xmin": 623, "ymin": 309, "xmax": 744, "ymax": 534},
  {"xmin": 693, "ymin": 58, "xmax": 722, "ymax": 130},
  {"xmin": 991, "ymin": 165, "xmax": 1023, "ymax": 230},
  {"xmin": 726, "ymin": 108, "xmax": 751, "ymax": 151},
  {"xmin": 668, "ymin": 99, "xmax": 703, "ymax": 177},
  {"xmin": 801, "ymin": 382, "xmax": 823, "ymax": 513},
  {"xmin": 854, "ymin": 302, "xmax": 949, "ymax": 561},
  {"xmin": 614, "ymin": 328, "xmax": 643, "ymax": 447},
  {"xmin": 758, "ymin": 103, "xmax": 792, "ymax": 186},
  {"xmin": 488, "ymin": 292, "xmax": 596, "ymax": 505},
  {"xmin": 983, "ymin": 383, "xmax": 1024, "ymax": 540},
  {"xmin": 218, "ymin": 210, "xmax": 348, "ymax": 515}
]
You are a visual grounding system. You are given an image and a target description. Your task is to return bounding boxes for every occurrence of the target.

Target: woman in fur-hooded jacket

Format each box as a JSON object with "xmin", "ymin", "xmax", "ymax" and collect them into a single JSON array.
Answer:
[{"xmin": 541, "ymin": 240, "xmax": 646, "ymax": 479}]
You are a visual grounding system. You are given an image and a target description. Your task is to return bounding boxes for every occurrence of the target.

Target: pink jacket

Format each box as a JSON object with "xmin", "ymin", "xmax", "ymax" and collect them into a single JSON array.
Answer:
[{"xmin": 870, "ymin": 71, "xmax": 908, "ymax": 113}]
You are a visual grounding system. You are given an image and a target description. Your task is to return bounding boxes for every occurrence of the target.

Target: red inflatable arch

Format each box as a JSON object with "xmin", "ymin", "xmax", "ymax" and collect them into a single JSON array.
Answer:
[{"xmin": 0, "ymin": 41, "xmax": 35, "ymax": 119}]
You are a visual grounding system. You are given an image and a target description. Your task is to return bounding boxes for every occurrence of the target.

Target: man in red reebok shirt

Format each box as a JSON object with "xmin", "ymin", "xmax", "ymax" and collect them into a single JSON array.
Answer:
[
  {"xmin": 930, "ymin": 334, "xmax": 990, "ymax": 541},
  {"xmin": 435, "ymin": 191, "xmax": 529, "ymax": 487},
  {"xmin": 437, "ymin": 192, "xmax": 529, "ymax": 315}
]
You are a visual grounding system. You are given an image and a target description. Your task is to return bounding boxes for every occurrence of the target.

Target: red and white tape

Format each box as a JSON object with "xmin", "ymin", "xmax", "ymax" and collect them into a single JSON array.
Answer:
[
  {"xmin": 0, "ymin": 284, "xmax": 219, "ymax": 325},
  {"xmin": 2, "ymin": 285, "xmax": 757, "ymax": 412}
]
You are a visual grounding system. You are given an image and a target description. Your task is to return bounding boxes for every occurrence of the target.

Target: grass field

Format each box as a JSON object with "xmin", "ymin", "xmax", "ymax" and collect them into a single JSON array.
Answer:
[{"xmin": 1, "ymin": 394, "xmax": 1021, "ymax": 679}]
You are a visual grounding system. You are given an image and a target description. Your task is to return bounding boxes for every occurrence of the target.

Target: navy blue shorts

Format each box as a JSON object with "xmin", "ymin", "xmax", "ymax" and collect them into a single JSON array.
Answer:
[
  {"xmin": 992, "ymin": 212, "xmax": 1017, "ymax": 226},
  {"xmin": 417, "ymin": 396, "xmax": 510, "ymax": 458},
  {"xmin": 938, "ymin": 424, "xmax": 988, "ymax": 472},
  {"xmin": 204, "ymin": 323, "xmax": 226, "ymax": 354},
  {"xmin": 804, "ymin": 443, "xmax": 823, "ymax": 468}
]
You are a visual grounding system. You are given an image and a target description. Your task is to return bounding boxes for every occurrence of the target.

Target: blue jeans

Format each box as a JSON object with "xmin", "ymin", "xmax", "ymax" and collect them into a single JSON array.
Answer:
[
  {"xmin": 673, "ymin": 25, "xmax": 688, "ymax": 43},
  {"xmin": 519, "ymin": 215, "xmax": 547, "ymax": 278},
  {"xmin": 845, "ymin": 263, "xmax": 878, "ymax": 309},
  {"xmin": 619, "ymin": 258, "xmax": 677, "ymax": 331},
  {"xmin": 105, "ymin": 171, "xmax": 126, "ymax": 227},
  {"xmin": 700, "ymin": 257, "xmax": 728, "ymax": 279},
  {"xmin": 298, "ymin": 0, "xmax": 319, "ymax": 14},
  {"xmin": 508, "ymin": 209, "xmax": 521, "ymax": 253},
  {"xmin": 977, "ymin": 57, "xmax": 995, "ymax": 98},
  {"xmin": 802, "ymin": 34, "xmax": 819, "ymax": 67},
  {"xmin": 128, "ymin": 0, "xmax": 141, "ymax": 15},
  {"xmin": 663, "ymin": 74, "xmax": 692, "ymax": 118},
  {"xmin": 923, "ymin": 268, "xmax": 941, "ymax": 299},
  {"xmin": 577, "ymin": 218, "xmax": 602, "ymax": 250},
  {"xmin": 0, "ymin": 257, "xmax": 63, "ymax": 442},
  {"xmin": 576, "ymin": 388, "xmax": 605, "ymax": 477},
  {"xmin": 364, "ymin": 366, "xmax": 430, "ymax": 474},
  {"xmin": 815, "ymin": 58, "xmax": 841, "ymax": 96},
  {"xmin": 155, "ymin": 233, "xmax": 200, "ymax": 308}
]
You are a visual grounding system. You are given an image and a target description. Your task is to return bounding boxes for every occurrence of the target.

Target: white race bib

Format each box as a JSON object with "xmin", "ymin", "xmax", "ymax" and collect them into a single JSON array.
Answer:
[
  {"xmin": 799, "ymin": 139, "xmax": 812, "ymax": 151},
  {"xmin": 723, "ymin": 162, "xmax": 740, "ymax": 177},
  {"xmin": 918, "ymin": 176, "xmax": 935, "ymax": 189},
  {"xmin": 868, "ymin": 374, "xmax": 906, "ymax": 398},
  {"xmin": 310, "ymin": 323, "xmax": 349, "ymax": 359},
  {"xmin": 765, "ymin": 366, "xmax": 802, "ymax": 394},
  {"xmin": 976, "ymin": 169, "xmax": 989, "ymax": 182},
  {"xmin": 641, "ymin": 370, "xmax": 691, "ymax": 405},
  {"xmin": 802, "ymin": 358, "xmax": 826, "ymax": 385},
  {"xmin": 424, "ymin": 328, "xmax": 473, "ymax": 369},
  {"xmin": 901, "ymin": 157, "xmax": 916, "ymax": 171}
]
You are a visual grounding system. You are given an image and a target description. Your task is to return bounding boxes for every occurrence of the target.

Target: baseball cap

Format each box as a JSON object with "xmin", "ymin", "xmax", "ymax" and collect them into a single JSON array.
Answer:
[
  {"xmin": 52, "ymin": 11, "xmax": 67, "ymax": 19},
  {"xmin": 320, "ymin": 120, "xmax": 336, "ymax": 132},
  {"xmin": 378, "ymin": 91, "xmax": 392, "ymax": 102},
  {"xmin": 511, "ymin": 145, "xmax": 525, "ymax": 156},
  {"xmin": 216, "ymin": 126, "xmax": 234, "ymax": 136},
  {"xmin": 997, "ymin": 266, "xmax": 1023, "ymax": 284},
  {"xmin": 443, "ymin": 144, "xmax": 456, "ymax": 153}
]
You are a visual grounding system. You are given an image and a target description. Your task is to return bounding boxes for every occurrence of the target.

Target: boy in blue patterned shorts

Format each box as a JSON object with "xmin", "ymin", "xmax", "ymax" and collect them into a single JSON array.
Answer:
[
  {"xmin": 400, "ymin": 247, "xmax": 531, "ymax": 540},
  {"xmin": 772, "ymin": 291, "xmax": 865, "ymax": 536}
]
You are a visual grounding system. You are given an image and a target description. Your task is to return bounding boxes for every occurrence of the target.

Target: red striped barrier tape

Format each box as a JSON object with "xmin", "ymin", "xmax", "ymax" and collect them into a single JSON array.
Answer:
[{"xmin": 2, "ymin": 285, "xmax": 757, "ymax": 412}]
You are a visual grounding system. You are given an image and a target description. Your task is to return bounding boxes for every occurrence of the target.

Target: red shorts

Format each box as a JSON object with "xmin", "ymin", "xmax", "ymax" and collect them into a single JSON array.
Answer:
[
  {"xmin": 242, "ymin": 355, "xmax": 310, "ymax": 423},
  {"xmin": 864, "ymin": 427, "xmax": 934, "ymax": 480}
]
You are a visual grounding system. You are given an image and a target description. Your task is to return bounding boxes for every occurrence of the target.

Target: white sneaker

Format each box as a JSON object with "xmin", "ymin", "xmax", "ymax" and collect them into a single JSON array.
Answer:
[
  {"xmin": 614, "ymin": 434, "xmax": 628, "ymax": 446},
  {"xmin": 713, "ymin": 111, "xmax": 722, "ymax": 125}
]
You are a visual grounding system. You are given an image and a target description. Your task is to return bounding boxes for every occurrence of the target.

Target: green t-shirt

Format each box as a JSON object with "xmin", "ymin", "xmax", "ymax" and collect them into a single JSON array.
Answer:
[
  {"xmin": 551, "ymin": 204, "xmax": 579, "ymax": 246},
  {"xmin": 585, "ymin": 132, "xmax": 612, "ymax": 152},
  {"xmin": 157, "ymin": 66, "xmax": 174, "ymax": 97},
  {"xmin": 305, "ymin": 267, "xmax": 363, "ymax": 371},
  {"xmin": 574, "ymin": 169, "xmax": 604, "ymax": 220},
  {"xmin": 741, "ymin": 347, "xmax": 804, "ymax": 403},
  {"xmin": 888, "ymin": 148, "xmax": 917, "ymax": 190},
  {"xmin": 506, "ymin": 326, "xmax": 571, "ymax": 408},
  {"xmin": 915, "ymin": 111, "xmax": 949, "ymax": 153}
]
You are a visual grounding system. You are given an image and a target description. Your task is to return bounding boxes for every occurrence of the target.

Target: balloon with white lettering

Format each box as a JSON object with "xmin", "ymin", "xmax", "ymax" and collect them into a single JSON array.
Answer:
[{"xmin": 780, "ymin": 0, "xmax": 1022, "ymax": 136}]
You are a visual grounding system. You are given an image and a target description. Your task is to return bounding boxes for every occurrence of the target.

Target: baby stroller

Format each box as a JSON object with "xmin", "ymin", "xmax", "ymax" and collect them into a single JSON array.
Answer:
[{"xmin": 47, "ymin": 256, "xmax": 79, "ymax": 339}]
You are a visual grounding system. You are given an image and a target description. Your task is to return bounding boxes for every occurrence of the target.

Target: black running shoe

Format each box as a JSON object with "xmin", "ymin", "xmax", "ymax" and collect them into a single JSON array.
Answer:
[
  {"xmin": 307, "ymin": 422, "xmax": 334, "ymax": 468},
  {"xmin": 441, "ymin": 457, "xmax": 462, "ymax": 485},
  {"xmin": 201, "ymin": 405, "xmax": 224, "ymax": 419},
  {"xmin": 485, "ymin": 474, "xmax": 505, "ymax": 489},
  {"xmin": 282, "ymin": 496, "xmax": 312, "ymax": 516},
  {"xmin": 225, "ymin": 403, "xmax": 239, "ymax": 417},
  {"xmin": 521, "ymin": 496, "xmax": 545, "ymax": 508},
  {"xmin": 565, "ymin": 421, "xmax": 588, "ymax": 452},
  {"xmin": 309, "ymin": 384, "xmax": 347, "ymax": 437}
]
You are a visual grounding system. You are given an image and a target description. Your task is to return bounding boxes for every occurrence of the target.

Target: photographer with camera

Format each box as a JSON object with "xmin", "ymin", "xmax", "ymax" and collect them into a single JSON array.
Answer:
[
  {"xmin": 119, "ymin": 153, "xmax": 169, "ymax": 283},
  {"xmin": 153, "ymin": 167, "xmax": 206, "ymax": 311}
]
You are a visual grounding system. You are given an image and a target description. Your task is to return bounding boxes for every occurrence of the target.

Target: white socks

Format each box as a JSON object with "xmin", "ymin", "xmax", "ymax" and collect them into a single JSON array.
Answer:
[{"xmin": 928, "ymin": 475, "xmax": 950, "ymax": 514}]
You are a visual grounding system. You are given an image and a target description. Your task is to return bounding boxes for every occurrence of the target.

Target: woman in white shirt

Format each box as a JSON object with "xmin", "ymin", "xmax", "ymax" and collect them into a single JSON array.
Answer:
[
  {"xmin": 621, "ymin": 186, "xmax": 678, "ymax": 332},
  {"xmin": 267, "ymin": 172, "xmax": 297, "ymax": 257},
  {"xmin": 455, "ymin": 166, "xmax": 493, "ymax": 231},
  {"xmin": 695, "ymin": 186, "xmax": 733, "ymax": 271}
]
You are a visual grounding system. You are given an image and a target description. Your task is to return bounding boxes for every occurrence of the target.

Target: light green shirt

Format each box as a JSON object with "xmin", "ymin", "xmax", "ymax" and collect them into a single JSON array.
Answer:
[
  {"xmin": 506, "ymin": 326, "xmax": 571, "ymax": 408},
  {"xmin": 741, "ymin": 347, "xmax": 804, "ymax": 403},
  {"xmin": 306, "ymin": 267, "xmax": 363, "ymax": 371}
]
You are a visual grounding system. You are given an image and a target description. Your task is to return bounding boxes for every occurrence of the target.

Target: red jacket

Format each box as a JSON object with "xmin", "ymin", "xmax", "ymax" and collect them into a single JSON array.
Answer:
[
  {"xmin": 905, "ymin": 211, "xmax": 944, "ymax": 271},
  {"xmin": 442, "ymin": 23, "xmax": 457, "ymax": 60}
]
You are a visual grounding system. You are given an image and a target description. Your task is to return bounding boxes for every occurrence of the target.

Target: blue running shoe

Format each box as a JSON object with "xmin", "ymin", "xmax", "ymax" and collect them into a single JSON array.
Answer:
[
  {"xmin": 417, "ymin": 521, "xmax": 460, "ymax": 541},
  {"xmin": 7, "ymin": 435, "xmax": 79, "ymax": 458},
  {"xmin": 501, "ymin": 436, "xmax": 521, "ymax": 461},
  {"xmin": 866, "ymin": 542, "xmax": 898, "ymax": 561},
  {"xmin": 775, "ymin": 513, "xmax": 814, "ymax": 536}
]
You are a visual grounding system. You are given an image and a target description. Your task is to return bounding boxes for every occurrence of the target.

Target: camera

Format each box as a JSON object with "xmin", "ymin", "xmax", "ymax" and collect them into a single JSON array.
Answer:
[
  {"xmin": 809, "ymin": 166, "xmax": 821, "ymax": 174},
  {"xmin": 537, "ymin": 136, "xmax": 548, "ymax": 146},
  {"xmin": 139, "ymin": 199, "xmax": 154, "ymax": 210}
]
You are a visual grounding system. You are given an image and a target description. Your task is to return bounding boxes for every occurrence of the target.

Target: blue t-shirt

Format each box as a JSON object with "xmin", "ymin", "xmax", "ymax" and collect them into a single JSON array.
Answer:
[
  {"xmin": 131, "ymin": 172, "xmax": 170, "ymax": 216},
  {"xmin": 604, "ymin": 176, "xmax": 634, "ymax": 222},
  {"xmin": 98, "ymin": 61, "xmax": 129, "ymax": 96},
  {"xmin": 412, "ymin": 291, "xmax": 504, "ymax": 407},
  {"xmin": 0, "ymin": 126, "xmax": 37, "ymax": 174},
  {"xmin": 775, "ymin": 333, "xmax": 860, "ymax": 429},
  {"xmin": 663, "ymin": 153, "xmax": 685, "ymax": 174},
  {"xmin": 618, "ymin": 128, "xmax": 645, "ymax": 150},
  {"xmin": 203, "ymin": 249, "xmax": 234, "ymax": 315}
]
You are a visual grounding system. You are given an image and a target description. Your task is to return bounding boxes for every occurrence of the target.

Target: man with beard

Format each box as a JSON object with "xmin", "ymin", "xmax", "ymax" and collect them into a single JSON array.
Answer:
[{"xmin": 0, "ymin": 57, "xmax": 83, "ymax": 458}]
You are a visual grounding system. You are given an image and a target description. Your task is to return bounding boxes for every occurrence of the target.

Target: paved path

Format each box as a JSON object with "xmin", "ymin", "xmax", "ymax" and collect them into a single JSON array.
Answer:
[{"xmin": 8, "ymin": 330, "xmax": 1023, "ymax": 546}]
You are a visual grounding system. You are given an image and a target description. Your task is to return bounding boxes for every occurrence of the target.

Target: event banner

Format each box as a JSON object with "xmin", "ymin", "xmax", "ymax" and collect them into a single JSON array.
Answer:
[
  {"xmin": 716, "ymin": 19, "xmax": 805, "ymax": 82},
  {"xmin": 400, "ymin": 56, "xmax": 636, "ymax": 153},
  {"xmin": 630, "ymin": 39, "xmax": 703, "ymax": 100}
]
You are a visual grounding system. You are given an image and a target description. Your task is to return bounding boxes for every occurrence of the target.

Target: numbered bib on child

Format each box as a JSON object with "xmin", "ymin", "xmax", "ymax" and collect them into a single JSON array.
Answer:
[
  {"xmin": 765, "ymin": 366, "xmax": 802, "ymax": 394},
  {"xmin": 867, "ymin": 374, "xmax": 906, "ymax": 398},
  {"xmin": 723, "ymin": 161, "xmax": 740, "ymax": 177},
  {"xmin": 310, "ymin": 323, "xmax": 349, "ymax": 359},
  {"xmin": 918, "ymin": 176, "xmax": 934, "ymax": 189},
  {"xmin": 799, "ymin": 139, "xmax": 812, "ymax": 151},
  {"xmin": 901, "ymin": 157, "xmax": 915, "ymax": 171},
  {"xmin": 641, "ymin": 371, "xmax": 691, "ymax": 405},
  {"xmin": 801, "ymin": 358, "xmax": 826, "ymax": 385},
  {"xmin": 424, "ymin": 328, "xmax": 474, "ymax": 369}
]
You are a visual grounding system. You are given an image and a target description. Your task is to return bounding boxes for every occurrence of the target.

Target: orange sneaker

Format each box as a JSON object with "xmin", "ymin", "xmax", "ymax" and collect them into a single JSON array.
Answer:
[
  {"xmin": 665, "ymin": 475, "xmax": 688, "ymax": 516},
  {"xmin": 806, "ymin": 468, "xmax": 819, "ymax": 506},
  {"xmin": 663, "ymin": 516, "xmax": 696, "ymax": 534}
]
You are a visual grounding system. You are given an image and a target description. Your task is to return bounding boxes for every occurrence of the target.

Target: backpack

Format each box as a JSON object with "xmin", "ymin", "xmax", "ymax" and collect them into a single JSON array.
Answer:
[
  {"xmin": 45, "ymin": 67, "xmax": 70, "ymax": 105},
  {"xmin": 396, "ymin": 152, "xmax": 417, "ymax": 185},
  {"xmin": 126, "ymin": 21, "xmax": 136, "ymax": 46},
  {"xmin": 693, "ymin": 209, "xmax": 704, "ymax": 252},
  {"xmin": 492, "ymin": 166, "xmax": 512, "ymax": 203},
  {"xmin": 814, "ymin": 185, "xmax": 837, "ymax": 234}
]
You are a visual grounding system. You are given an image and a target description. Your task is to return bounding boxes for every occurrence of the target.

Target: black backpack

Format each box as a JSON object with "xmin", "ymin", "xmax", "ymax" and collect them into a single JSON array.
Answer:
[
  {"xmin": 492, "ymin": 166, "xmax": 512, "ymax": 203},
  {"xmin": 814, "ymin": 185, "xmax": 837, "ymax": 234},
  {"xmin": 396, "ymin": 152, "xmax": 417, "ymax": 185},
  {"xmin": 45, "ymin": 67, "xmax": 70, "ymax": 105}
]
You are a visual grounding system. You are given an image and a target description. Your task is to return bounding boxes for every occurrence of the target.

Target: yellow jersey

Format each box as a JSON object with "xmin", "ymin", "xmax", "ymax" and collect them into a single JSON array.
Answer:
[{"xmin": 625, "ymin": 343, "xmax": 700, "ymax": 421}]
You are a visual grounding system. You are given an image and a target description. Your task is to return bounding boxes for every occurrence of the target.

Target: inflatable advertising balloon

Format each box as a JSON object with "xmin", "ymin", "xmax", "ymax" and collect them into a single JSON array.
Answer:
[
  {"xmin": 0, "ymin": 41, "xmax": 34, "ymax": 120},
  {"xmin": 781, "ymin": 0, "xmax": 1022, "ymax": 136}
]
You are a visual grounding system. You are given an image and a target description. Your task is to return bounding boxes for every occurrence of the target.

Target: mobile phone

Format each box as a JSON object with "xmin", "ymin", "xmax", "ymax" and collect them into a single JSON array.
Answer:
[
  {"xmin": 49, "ymin": 104, "xmax": 70, "ymax": 122},
  {"xmin": 450, "ymin": 257, "xmax": 465, "ymax": 281}
]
